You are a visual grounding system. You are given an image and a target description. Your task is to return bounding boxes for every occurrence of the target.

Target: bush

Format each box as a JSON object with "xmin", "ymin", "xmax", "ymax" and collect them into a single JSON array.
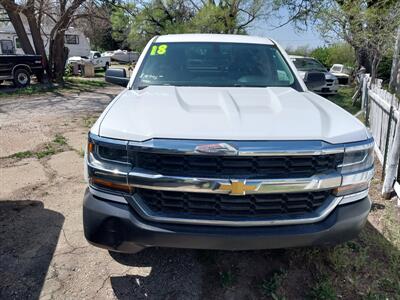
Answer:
[{"xmin": 310, "ymin": 43, "xmax": 356, "ymax": 69}]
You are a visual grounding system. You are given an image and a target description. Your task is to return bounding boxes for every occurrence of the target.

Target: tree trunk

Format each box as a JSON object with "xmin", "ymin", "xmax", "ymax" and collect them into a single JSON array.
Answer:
[
  {"xmin": 23, "ymin": 12, "xmax": 50, "ymax": 81},
  {"xmin": 370, "ymin": 53, "xmax": 381, "ymax": 84},
  {"xmin": 50, "ymin": 32, "xmax": 69, "ymax": 83},
  {"xmin": 2, "ymin": 5, "xmax": 34, "ymax": 54},
  {"xmin": 389, "ymin": 27, "xmax": 400, "ymax": 95},
  {"xmin": 355, "ymin": 46, "xmax": 372, "ymax": 73}
]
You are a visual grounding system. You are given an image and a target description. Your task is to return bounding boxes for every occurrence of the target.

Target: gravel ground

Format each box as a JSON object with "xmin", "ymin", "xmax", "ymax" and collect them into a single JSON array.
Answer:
[{"xmin": 0, "ymin": 87, "xmax": 399, "ymax": 299}]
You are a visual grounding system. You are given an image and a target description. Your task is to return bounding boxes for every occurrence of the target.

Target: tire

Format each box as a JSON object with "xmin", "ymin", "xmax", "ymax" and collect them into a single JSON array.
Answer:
[
  {"xmin": 13, "ymin": 69, "xmax": 31, "ymax": 88},
  {"xmin": 103, "ymin": 62, "xmax": 110, "ymax": 71}
]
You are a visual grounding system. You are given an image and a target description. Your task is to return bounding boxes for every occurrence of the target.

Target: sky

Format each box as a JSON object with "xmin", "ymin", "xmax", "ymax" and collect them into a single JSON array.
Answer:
[{"xmin": 249, "ymin": 8, "xmax": 326, "ymax": 49}]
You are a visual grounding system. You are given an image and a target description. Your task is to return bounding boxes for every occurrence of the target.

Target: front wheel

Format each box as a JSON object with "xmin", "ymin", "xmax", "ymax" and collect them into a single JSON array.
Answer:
[{"xmin": 13, "ymin": 69, "xmax": 31, "ymax": 87}]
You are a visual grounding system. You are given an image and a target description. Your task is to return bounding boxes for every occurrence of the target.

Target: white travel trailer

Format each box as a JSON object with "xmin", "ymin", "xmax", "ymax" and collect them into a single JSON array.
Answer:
[{"xmin": 0, "ymin": 23, "xmax": 90, "ymax": 57}]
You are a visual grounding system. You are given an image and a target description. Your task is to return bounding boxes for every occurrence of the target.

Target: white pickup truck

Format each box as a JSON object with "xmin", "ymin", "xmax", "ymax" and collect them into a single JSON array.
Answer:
[
  {"xmin": 67, "ymin": 51, "xmax": 110, "ymax": 70},
  {"xmin": 83, "ymin": 34, "xmax": 374, "ymax": 254}
]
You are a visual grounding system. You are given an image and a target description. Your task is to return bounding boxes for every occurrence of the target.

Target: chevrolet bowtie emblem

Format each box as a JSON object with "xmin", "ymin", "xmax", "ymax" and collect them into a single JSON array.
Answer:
[{"xmin": 219, "ymin": 180, "xmax": 257, "ymax": 196}]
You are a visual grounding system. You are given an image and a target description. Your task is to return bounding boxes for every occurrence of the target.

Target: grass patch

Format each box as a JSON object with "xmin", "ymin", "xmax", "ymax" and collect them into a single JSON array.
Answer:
[
  {"xmin": 35, "ymin": 144, "xmax": 57, "ymax": 159},
  {"xmin": 64, "ymin": 77, "xmax": 106, "ymax": 88},
  {"xmin": 53, "ymin": 134, "xmax": 67, "ymax": 146},
  {"xmin": 9, "ymin": 151, "xmax": 34, "ymax": 159},
  {"xmin": 7, "ymin": 134, "xmax": 71, "ymax": 160},
  {"xmin": 0, "ymin": 84, "xmax": 57, "ymax": 98},
  {"xmin": 261, "ymin": 269, "xmax": 286, "ymax": 298},
  {"xmin": 328, "ymin": 86, "xmax": 361, "ymax": 115},
  {"xmin": 83, "ymin": 116, "xmax": 98, "ymax": 128},
  {"xmin": 219, "ymin": 270, "xmax": 235, "ymax": 288},
  {"xmin": 94, "ymin": 69, "xmax": 106, "ymax": 78},
  {"xmin": 308, "ymin": 279, "xmax": 337, "ymax": 300},
  {"xmin": 0, "ymin": 77, "xmax": 107, "ymax": 98}
]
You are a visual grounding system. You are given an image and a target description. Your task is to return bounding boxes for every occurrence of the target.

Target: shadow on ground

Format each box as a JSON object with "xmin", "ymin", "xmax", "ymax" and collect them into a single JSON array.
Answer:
[
  {"xmin": 109, "ymin": 248, "xmax": 203, "ymax": 299},
  {"xmin": 0, "ymin": 200, "xmax": 64, "ymax": 299},
  {"xmin": 109, "ymin": 221, "xmax": 399, "ymax": 299}
]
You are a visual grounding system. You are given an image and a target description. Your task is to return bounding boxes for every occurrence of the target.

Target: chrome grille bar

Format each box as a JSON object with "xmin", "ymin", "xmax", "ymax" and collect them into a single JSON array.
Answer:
[{"xmin": 128, "ymin": 168, "xmax": 343, "ymax": 195}]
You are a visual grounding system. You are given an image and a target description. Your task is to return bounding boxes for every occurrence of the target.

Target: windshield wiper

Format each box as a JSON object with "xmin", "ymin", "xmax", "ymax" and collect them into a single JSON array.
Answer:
[
  {"xmin": 137, "ymin": 85, "xmax": 149, "ymax": 90},
  {"xmin": 233, "ymin": 83, "xmax": 267, "ymax": 88}
]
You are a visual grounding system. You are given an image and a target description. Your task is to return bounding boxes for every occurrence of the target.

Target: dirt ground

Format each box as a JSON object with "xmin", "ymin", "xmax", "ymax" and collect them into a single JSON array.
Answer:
[{"xmin": 0, "ymin": 86, "xmax": 399, "ymax": 300}]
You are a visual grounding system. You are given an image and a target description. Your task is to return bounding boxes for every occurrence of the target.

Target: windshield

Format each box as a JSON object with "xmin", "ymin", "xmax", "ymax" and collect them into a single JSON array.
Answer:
[
  {"xmin": 134, "ymin": 42, "xmax": 297, "ymax": 88},
  {"xmin": 331, "ymin": 65, "xmax": 342, "ymax": 72},
  {"xmin": 292, "ymin": 58, "xmax": 327, "ymax": 72}
]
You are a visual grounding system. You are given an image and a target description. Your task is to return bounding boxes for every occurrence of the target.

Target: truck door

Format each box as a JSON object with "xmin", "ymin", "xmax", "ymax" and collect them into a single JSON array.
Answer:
[{"xmin": 92, "ymin": 52, "xmax": 101, "ymax": 67}]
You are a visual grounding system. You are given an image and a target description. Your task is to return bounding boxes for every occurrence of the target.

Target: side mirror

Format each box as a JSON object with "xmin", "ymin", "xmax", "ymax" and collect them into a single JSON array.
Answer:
[
  {"xmin": 304, "ymin": 71, "xmax": 325, "ymax": 90},
  {"xmin": 105, "ymin": 68, "xmax": 130, "ymax": 87}
]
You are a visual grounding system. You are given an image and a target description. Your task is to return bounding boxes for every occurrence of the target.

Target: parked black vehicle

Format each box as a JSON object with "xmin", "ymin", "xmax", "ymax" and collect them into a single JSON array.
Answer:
[{"xmin": 0, "ymin": 54, "xmax": 44, "ymax": 87}]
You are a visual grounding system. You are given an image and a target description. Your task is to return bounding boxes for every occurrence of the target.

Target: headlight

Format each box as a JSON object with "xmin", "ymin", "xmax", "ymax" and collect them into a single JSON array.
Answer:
[
  {"xmin": 339, "ymin": 140, "xmax": 374, "ymax": 173},
  {"xmin": 87, "ymin": 134, "xmax": 131, "ymax": 193},
  {"xmin": 335, "ymin": 139, "xmax": 374, "ymax": 198}
]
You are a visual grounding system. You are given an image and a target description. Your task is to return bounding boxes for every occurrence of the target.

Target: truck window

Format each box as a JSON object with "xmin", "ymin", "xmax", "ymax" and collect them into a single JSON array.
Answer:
[
  {"xmin": 292, "ymin": 58, "xmax": 327, "ymax": 72},
  {"xmin": 136, "ymin": 42, "xmax": 296, "ymax": 88},
  {"xmin": 65, "ymin": 35, "xmax": 79, "ymax": 45},
  {"xmin": 1, "ymin": 40, "xmax": 15, "ymax": 54},
  {"xmin": 15, "ymin": 38, "xmax": 21, "ymax": 49}
]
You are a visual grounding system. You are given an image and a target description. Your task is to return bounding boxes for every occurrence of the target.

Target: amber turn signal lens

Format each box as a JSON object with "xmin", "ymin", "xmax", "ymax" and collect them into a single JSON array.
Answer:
[
  {"xmin": 333, "ymin": 182, "xmax": 369, "ymax": 196},
  {"xmin": 90, "ymin": 177, "xmax": 131, "ymax": 193},
  {"xmin": 87, "ymin": 141, "xmax": 94, "ymax": 154}
]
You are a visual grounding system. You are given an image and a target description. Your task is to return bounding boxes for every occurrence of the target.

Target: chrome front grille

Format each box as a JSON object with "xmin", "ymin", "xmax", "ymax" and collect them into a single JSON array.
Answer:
[
  {"xmin": 136, "ymin": 188, "xmax": 331, "ymax": 219},
  {"xmin": 88, "ymin": 135, "xmax": 375, "ymax": 226},
  {"xmin": 132, "ymin": 152, "xmax": 343, "ymax": 179}
]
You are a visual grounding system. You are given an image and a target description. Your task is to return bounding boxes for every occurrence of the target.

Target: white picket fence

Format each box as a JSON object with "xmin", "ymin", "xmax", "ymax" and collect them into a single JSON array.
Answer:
[{"xmin": 361, "ymin": 75, "xmax": 400, "ymax": 203}]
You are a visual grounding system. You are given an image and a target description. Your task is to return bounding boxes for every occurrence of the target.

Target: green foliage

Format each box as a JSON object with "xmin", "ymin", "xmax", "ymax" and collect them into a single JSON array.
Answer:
[
  {"xmin": 261, "ymin": 269, "xmax": 286, "ymax": 297},
  {"xmin": 287, "ymin": 43, "xmax": 356, "ymax": 69},
  {"xmin": 311, "ymin": 43, "xmax": 356, "ymax": 68},
  {"xmin": 277, "ymin": 0, "xmax": 400, "ymax": 78},
  {"xmin": 191, "ymin": 3, "xmax": 232, "ymax": 34},
  {"xmin": 377, "ymin": 53, "xmax": 393, "ymax": 83},
  {"xmin": 9, "ymin": 151, "xmax": 34, "ymax": 159},
  {"xmin": 329, "ymin": 87, "xmax": 360, "ymax": 115},
  {"xmin": 111, "ymin": 0, "xmax": 268, "ymax": 51},
  {"xmin": 219, "ymin": 270, "xmax": 236, "ymax": 288},
  {"xmin": 111, "ymin": 4, "xmax": 136, "ymax": 48},
  {"xmin": 308, "ymin": 280, "xmax": 337, "ymax": 300},
  {"xmin": 53, "ymin": 134, "xmax": 67, "ymax": 146},
  {"xmin": 310, "ymin": 47, "xmax": 330, "ymax": 66},
  {"xmin": 286, "ymin": 45, "xmax": 312, "ymax": 57}
]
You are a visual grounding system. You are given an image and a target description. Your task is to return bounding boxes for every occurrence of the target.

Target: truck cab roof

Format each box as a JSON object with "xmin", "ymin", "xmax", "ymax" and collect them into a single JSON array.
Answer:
[{"xmin": 155, "ymin": 34, "xmax": 275, "ymax": 45}]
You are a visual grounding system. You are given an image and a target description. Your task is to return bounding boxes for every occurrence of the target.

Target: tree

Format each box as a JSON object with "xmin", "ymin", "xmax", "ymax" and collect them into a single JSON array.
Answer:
[
  {"xmin": 2, "ymin": 7, "xmax": 35, "ymax": 54},
  {"xmin": 111, "ymin": 0, "xmax": 272, "ymax": 51},
  {"xmin": 1, "ymin": 0, "xmax": 86, "ymax": 82},
  {"xmin": 310, "ymin": 43, "xmax": 356, "ymax": 68},
  {"xmin": 75, "ymin": 1, "xmax": 119, "ymax": 51},
  {"xmin": 285, "ymin": 45, "xmax": 312, "ymax": 57},
  {"xmin": 275, "ymin": 0, "xmax": 400, "ymax": 80}
]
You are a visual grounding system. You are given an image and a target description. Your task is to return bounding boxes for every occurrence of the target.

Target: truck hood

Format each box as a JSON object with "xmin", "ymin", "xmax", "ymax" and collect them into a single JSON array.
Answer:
[{"xmin": 96, "ymin": 86, "xmax": 368, "ymax": 144}]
